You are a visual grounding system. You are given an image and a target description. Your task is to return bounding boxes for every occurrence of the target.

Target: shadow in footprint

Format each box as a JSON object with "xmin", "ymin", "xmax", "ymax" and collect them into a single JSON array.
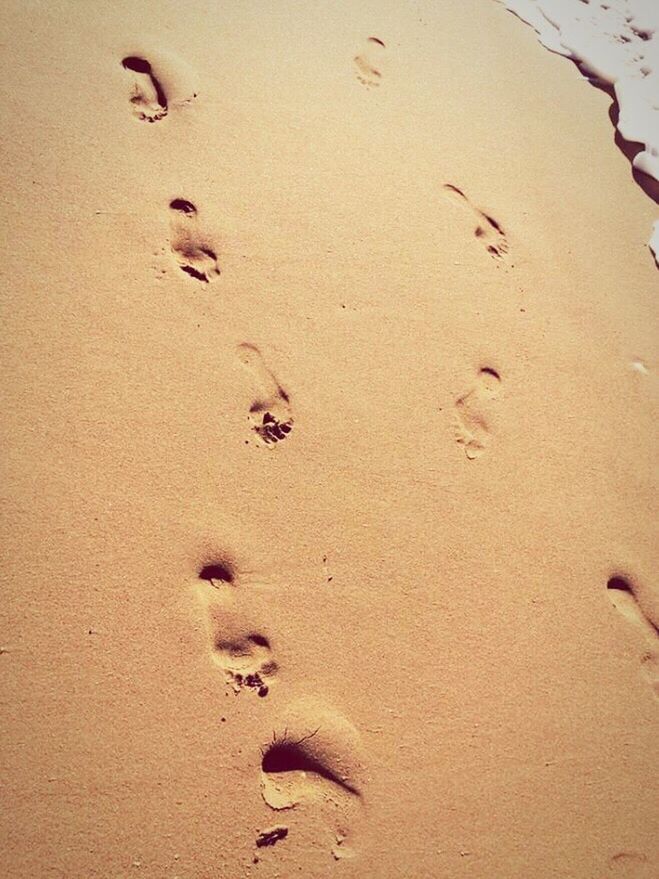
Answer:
[
  {"xmin": 260, "ymin": 699, "xmax": 364, "ymax": 811},
  {"xmin": 442, "ymin": 184, "xmax": 509, "ymax": 261},
  {"xmin": 212, "ymin": 631, "xmax": 277, "ymax": 697},
  {"xmin": 259, "ymin": 699, "xmax": 365, "ymax": 859},
  {"xmin": 354, "ymin": 37, "xmax": 386, "ymax": 88},
  {"xmin": 262, "ymin": 732, "xmax": 359, "ymax": 795},
  {"xmin": 122, "ymin": 56, "xmax": 168, "ymax": 122},
  {"xmin": 455, "ymin": 367, "xmax": 501, "ymax": 460},
  {"xmin": 195, "ymin": 557, "xmax": 278, "ymax": 697},
  {"xmin": 237, "ymin": 344, "xmax": 294, "ymax": 446},
  {"xmin": 196, "ymin": 554, "xmax": 279, "ymax": 697},
  {"xmin": 168, "ymin": 199, "xmax": 221, "ymax": 283},
  {"xmin": 199, "ymin": 562, "xmax": 235, "ymax": 588},
  {"xmin": 607, "ymin": 575, "xmax": 659, "ymax": 699}
]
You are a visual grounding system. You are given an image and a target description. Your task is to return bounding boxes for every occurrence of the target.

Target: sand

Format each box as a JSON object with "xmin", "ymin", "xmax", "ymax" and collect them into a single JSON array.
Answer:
[
  {"xmin": 500, "ymin": 0, "xmax": 659, "ymax": 263},
  {"xmin": 1, "ymin": 1, "xmax": 657, "ymax": 877}
]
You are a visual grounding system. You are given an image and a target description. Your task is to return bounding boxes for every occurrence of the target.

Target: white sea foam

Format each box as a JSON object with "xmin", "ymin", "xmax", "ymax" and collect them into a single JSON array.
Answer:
[{"xmin": 498, "ymin": 0, "xmax": 659, "ymax": 266}]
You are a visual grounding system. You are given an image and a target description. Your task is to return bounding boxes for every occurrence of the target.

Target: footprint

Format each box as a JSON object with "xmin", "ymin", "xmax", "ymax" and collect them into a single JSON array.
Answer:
[
  {"xmin": 261, "ymin": 726, "xmax": 361, "ymax": 807},
  {"xmin": 237, "ymin": 344, "xmax": 294, "ymax": 446},
  {"xmin": 442, "ymin": 184, "xmax": 509, "ymax": 261},
  {"xmin": 168, "ymin": 199, "xmax": 221, "ymax": 283},
  {"xmin": 121, "ymin": 56, "xmax": 168, "ymax": 123},
  {"xmin": 121, "ymin": 51, "xmax": 198, "ymax": 123},
  {"xmin": 195, "ymin": 559, "xmax": 278, "ymax": 697},
  {"xmin": 211, "ymin": 627, "xmax": 277, "ymax": 697},
  {"xmin": 454, "ymin": 367, "xmax": 501, "ymax": 460},
  {"xmin": 607, "ymin": 575, "xmax": 659, "ymax": 699},
  {"xmin": 260, "ymin": 698, "xmax": 365, "ymax": 859},
  {"xmin": 608, "ymin": 851, "xmax": 653, "ymax": 876},
  {"xmin": 354, "ymin": 37, "xmax": 386, "ymax": 88}
]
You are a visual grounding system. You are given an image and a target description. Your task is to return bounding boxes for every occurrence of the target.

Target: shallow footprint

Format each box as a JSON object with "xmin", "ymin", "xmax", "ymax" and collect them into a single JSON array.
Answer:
[
  {"xmin": 168, "ymin": 198, "xmax": 221, "ymax": 283},
  {"xmin": 354, "ymin": 37, "xmax": 386, "ymax": 88},
  {"xmin": 607, "ymin": 575, "xmax": 659, "ymax": 699},
  {"xmin": 122, "ymin": 56, "xmax": 168, "ymax": 122},
  {"xmin": 260, "ymin": 698, "xmax": 366, "ymax": 859},
  {"xmin": 607, "ymin": 851, "xmax": 653, "ymax": 877},
  {"xmin": 454, "ymin": 367, "xmax": 501, "ymax": 460},
  {"xmin": 442, "ymin": 184, "xmax": 509, "ymax": 261},
  {"xmin": 237, "ymin": 344, "xmax": 293, "ymax": 446}
]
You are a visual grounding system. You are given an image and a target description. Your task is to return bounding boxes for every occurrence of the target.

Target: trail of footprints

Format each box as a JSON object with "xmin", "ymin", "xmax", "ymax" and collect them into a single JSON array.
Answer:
[
  {"xmin": 121, "ymin": 34, "xmax": 657, "ymax": 870},
  {"xmin": 121, "ymin": 37, "xmax": 513, "ymax": 862},
  {"xmin": 193, "ymin": 556, "xmax": 365, "ymax": 858},
  {"xmin": 120, "ymin": 42, "xmax": 362, "ymax": 861}
]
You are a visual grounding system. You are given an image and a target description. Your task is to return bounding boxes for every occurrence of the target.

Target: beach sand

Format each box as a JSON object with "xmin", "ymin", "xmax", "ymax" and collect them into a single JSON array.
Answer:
[{"xmin": 1, "ymin": 1, "xmax": 657, "ymax": 876}]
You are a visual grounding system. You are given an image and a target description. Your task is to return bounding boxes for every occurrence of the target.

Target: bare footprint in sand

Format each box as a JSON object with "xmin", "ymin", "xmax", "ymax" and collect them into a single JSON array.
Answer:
[
  {"xmin": 442, "ymin": 184, "xmax": 509, "ymax": 261},
  {"xmin": 195, "ymin": 560, "xmax": 278, "ymax": 697},
  {"xmin": 211, "ymin": 625, "xmax": 277, "ymax": 697},
  {"xmin": 122, "ymin": 56, "xmax": 168, "ymax": 122},
  {"xmin": 121, "ymin": 51, "xmax": 198, "ymax": 123},
  {"xmin": 454, "ymin": 367, "xmax": 501, "ymax": 460},
  {"xmin": 259, "ymin": 698, "xmax": 366, "ymax": 860},
  {"xmin": 607, "ymin": 575, "xmax": 659, "ymax": 699},
  {"xmin": 168, "ymin": 199, "xmax": 221, "ymax": 283},
  {"xmin": 237, "ymin": 344, "xmax": 293, "ymax": 446},
  {"xmin": 354, "ymin": 37, "xmax": 386, "ymax": 88},
  {"xmin": 607, "ymin": 850, "xmax": 653, "ymax": 877}
]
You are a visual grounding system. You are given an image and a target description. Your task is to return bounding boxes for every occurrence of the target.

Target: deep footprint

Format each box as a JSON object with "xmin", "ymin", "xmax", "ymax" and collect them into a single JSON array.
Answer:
[
  {"xmin": 260, "ymin": 698, "xmax": 364, "ymax": 811},
  {"xmin": 168, "ymin": 199, "xmax": 221, "ymax": 282},
  {"xmin": 354, "ymin": 37, "xmax": 386, "ymax": 88},
  {"xmin": 122, "ymin": 56, "xmax": 168, "ymax": 122},
  {"xmin": 607, "ymin": 575, "xmax": 659, "ymax": 698},
  {"xmin": 237, "ymin": 344, "xmax": 293, "ymax": 446},
  {"xmin": 212, "ymin": 631, "xmax": 277, "ymax": 697},
  {"xmin": 196, "ymin": 559, "xmax": 278, "ymax": 697},
  {"xmin": 455, "ymin": 367, "xmax": 501, "ymax": 459},
  {"xmin": 442, "ymin": 184, "xmax": 509, "ymax": 260},
  {"xmin": 198, "ymin": 561, "xmax": 235, "ymax": 589},
  {"xmin": 259, "ymin": 699, "xmax": 365, "ymax": 860}
]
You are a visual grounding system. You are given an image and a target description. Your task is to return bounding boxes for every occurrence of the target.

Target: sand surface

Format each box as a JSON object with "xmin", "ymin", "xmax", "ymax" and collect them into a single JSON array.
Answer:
[
  {"xmin": 1, "ymin": 1, "xmax": 658, "ymax": 877},
  {"xmin": 500, "ymin": 0, "xmax": 659, "ymax": 263}
]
